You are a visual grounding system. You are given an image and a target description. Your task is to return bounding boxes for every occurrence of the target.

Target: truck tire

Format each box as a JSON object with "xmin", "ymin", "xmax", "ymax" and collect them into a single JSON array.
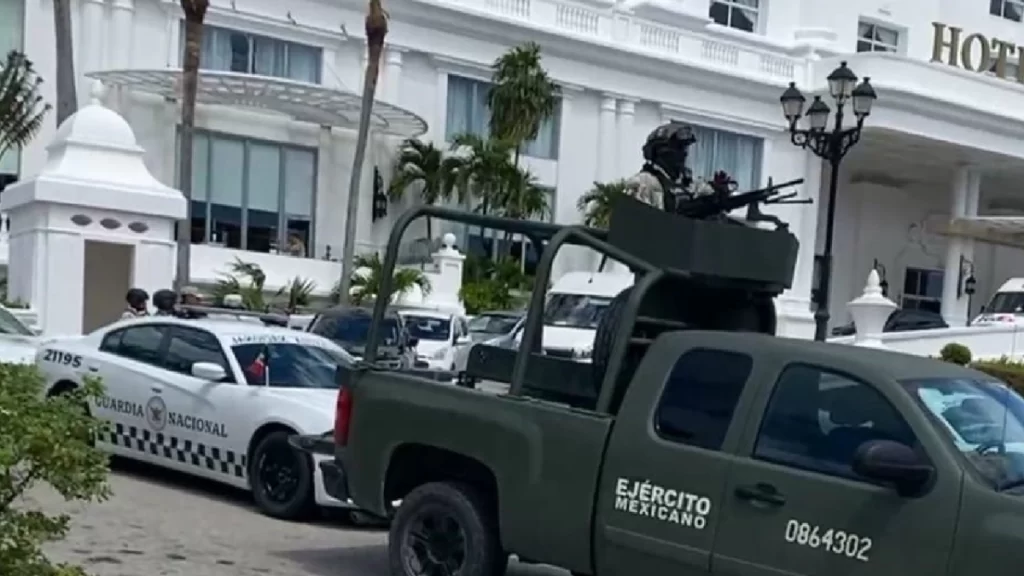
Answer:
[
  {"xmin": 389, "ymin": 482, "xmax": 508, "ymax": 576},
  {"xmin": 591, "ymin": 288, "xmax": 640, "ymax": 398}
]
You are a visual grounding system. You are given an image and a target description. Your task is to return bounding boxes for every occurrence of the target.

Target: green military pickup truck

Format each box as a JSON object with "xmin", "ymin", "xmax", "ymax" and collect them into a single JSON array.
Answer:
[{"xmin": 320, "ymin": 199, "xmax": 1024, "ymax": 576}]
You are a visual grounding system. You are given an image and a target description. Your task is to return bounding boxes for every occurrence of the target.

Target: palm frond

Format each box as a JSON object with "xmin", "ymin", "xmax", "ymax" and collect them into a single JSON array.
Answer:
[
  {"xmin": 487, "ymin": 42, "xmax": 558, "ymax": 145},
  {"xmin": 0, "ymin": 51, "xmax": 50, "ymax": 161}
]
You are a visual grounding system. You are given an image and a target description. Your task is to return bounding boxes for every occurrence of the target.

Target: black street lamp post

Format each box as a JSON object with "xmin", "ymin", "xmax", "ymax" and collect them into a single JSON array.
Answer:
[{"xmin": 780, "ymin": 61, "xmax": 877, "ymax": 341}]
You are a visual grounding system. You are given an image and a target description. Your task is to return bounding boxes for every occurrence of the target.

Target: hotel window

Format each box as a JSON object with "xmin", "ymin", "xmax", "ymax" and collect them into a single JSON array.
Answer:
[
  {"xmin": 182, "ymin": 24, "xmax": 322, "ymax": 83},
  {"xmin": 991, "ymin": 0, "xmax": 1024, "ymax": 22},
  {"xmin": 856, "ymin": 22, "xmax": 899, "ymax": 53},
  {"xmin": 176, "ymin": 131, "xmax": 317, "ymax": 257},
  {"xmin": 901, "ymin": 267, "xmax": 943, "ymax": 313},
  {"xmin": 687, "ymin": 125, "xmax": 764, "ymax": 192},
  {"xmin": 445, "ymin": 75, "xmax": 561, "ymax": 160},
  {"xmin": 709, "ymin": 0, "xmax": 759, "ymax": 33}
]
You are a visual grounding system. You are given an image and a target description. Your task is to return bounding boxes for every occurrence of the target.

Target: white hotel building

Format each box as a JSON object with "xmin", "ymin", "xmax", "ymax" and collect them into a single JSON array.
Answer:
[{"xmin": 4, "ymin": 0, "xmax": 1024, "ymax": 337}]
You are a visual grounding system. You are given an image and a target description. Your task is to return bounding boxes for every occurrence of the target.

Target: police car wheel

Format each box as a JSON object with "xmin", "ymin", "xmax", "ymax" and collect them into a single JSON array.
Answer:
[
  {"xmin": 250, "ymin": 431, "xmax": 315, "ymax": 520},
  {"xmin": 389, "ymin": 482, "xmax": 507, "ymax": 576}
]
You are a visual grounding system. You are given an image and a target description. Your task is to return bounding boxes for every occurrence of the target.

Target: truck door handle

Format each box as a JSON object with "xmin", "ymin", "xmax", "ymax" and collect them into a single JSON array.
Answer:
[
  {"xmin": 151, "ymin": 386, "xmax": 163, "ymax": 393},
  {"xmin": 87, "ymin": 365, "xmax": 99, "ymax": 372},
  {"xmin": 735, "ymin": 483, "xmax": 786, "ymax": 506}
]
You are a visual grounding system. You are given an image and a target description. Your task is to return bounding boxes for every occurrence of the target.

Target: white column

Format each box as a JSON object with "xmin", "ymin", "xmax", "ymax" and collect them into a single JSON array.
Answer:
[
  {"xmin": 110, "ymin": 0, "xmax": 135, "ymax": 113},
  {"xmin": 597, "ymin": 94, "xmax": 617, "ymax": 182},
  {"xmin": 315, "ymin": 126, "xmax": 334, "ymax": 259},
  {"xmin": 80, "ymin": 0, "xmax": 106, "ymax": 104},
  {"xmin": 941, "ymin": 166, "xmax": 970, "ymax": 325},
  {"xmin": 616, "ymin": 98, "xmax": 637, "ymax": 179},
  {"xmin": 382, "ymin": 47, "xmax": 404, "ymax": 105}
]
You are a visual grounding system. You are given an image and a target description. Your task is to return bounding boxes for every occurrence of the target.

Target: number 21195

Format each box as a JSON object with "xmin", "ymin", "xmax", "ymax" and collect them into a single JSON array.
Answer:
[{"xmin": 784, "ymin": 519, "xmax": 871, "ymax": 561}]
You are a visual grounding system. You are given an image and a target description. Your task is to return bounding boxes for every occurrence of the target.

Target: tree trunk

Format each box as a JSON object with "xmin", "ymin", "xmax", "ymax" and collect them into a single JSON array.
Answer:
[
  {"xmin": 175, "ymin": 1, "xmax": 208, "ymax": 291},
  {"xmin": 338, "ymin": 2, "xmax": 388, "ymax": 304},
  {"xmin": 52, "ymin": 0, "xmax": 77, "ymax": 126}
]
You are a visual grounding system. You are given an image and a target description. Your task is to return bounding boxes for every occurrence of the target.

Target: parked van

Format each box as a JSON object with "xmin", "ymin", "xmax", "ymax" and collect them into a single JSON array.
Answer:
[
  {"xmin": 973, "ymin": 278, "xmax": 1024, "ymax": 326},
  {"xmin": 513, "ymin": 271, "xmax": 634, "ymax": 360}
]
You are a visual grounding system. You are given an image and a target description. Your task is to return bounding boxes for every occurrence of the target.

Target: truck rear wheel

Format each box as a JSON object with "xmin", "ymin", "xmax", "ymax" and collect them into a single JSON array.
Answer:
[{"xmin": 389, "ymin": 482, "xmax": 507, "ymax": 576}]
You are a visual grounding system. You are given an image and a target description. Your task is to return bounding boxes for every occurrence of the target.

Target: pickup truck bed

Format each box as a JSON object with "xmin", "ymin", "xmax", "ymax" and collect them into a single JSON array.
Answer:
[{"xmin": 342, "ymin": 372, "xmax": 609, "ymax": 571}]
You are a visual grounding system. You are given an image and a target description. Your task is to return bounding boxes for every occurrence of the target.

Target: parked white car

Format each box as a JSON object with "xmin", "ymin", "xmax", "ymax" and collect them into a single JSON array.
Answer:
[
  {"xmin": 0, "ymin": 305, "xmax": 43, "ymax": 364},
  {"xmin": 397, "ymin": 309, "xmax": 469, "ymax": 371},
  {"xmin": 35, "ymin": 315, "xmax": 358, "ymax": 520}
]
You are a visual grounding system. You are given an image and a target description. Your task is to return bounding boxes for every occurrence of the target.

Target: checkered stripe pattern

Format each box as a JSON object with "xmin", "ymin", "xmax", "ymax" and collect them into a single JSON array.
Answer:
[{"xmin": 106, "ymin": 423, "xmax": 248, "ymax": 478}]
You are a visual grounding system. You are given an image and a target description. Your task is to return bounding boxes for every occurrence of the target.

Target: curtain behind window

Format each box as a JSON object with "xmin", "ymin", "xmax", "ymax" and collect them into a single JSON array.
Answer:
[
  {"xmin": 286, "ymin": 44, "xmax": 320, "ymax": 83},
  {"xmin": 689, "ymin": 125, "xmax": 763, "ymax": 191}
]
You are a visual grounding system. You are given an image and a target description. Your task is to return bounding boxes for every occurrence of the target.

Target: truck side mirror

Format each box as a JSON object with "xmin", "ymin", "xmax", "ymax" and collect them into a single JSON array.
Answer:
[{"xmin": 852, "ymin": 440, "xmax": 934, "ymax": 497}]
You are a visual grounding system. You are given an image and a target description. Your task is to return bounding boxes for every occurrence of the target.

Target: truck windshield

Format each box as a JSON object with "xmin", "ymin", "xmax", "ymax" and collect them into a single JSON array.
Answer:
[
  {"xmin": 309, "ymin": 314, "xmax": 401, "ymax": 346},
  {"xmin": 403, "ymin": 314, "xmax": 451, "ymax": 341},
  {"xmin": 984, "ymin": 292, "xmax": 1024, "ymax": 314},
  {"xmin": 543, "ymin": 294, "xmax": 612, "ymax": 330},
  {"xmin": 902, "ymin": 376, "xmax": 1024, "ymax": 490}
]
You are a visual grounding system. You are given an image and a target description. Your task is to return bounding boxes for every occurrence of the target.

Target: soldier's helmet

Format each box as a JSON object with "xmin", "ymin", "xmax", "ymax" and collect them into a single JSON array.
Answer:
[
  {"xmin": 642, "ymin": 121, "xmax": 697, "ymax": 164},
  {"xmin": 152, "ymin": 289, "xmax": 178, "ymax": 313}
]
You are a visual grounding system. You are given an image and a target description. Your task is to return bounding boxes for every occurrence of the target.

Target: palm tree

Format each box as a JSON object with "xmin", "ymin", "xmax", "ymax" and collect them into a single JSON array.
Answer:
[
  {"xmin": 337, "ymin": 0, "xmax": 389, "ymax": 305},
  {"xmin": 0, "ymin": 51, "xmax": 50, "ymax": 162},
  {"xmin": 487, "ymin": 42, "xmax": 557, "ymax": 163},
  {"xmin": 52, "ymin": 0, "xmax": 76, "ymax": 126},
  {"xmin": 448, "ymin": 133, "xmax": 517, "ymax": 256},
  {"xmin": 388, "ymin": 138, "xmax": 460, "ymax": 241},
  {"xmin": 486, "ymin": 42, "xmax": 556, "ymax": 266},
  {"xmin": 576, "ymin": 180, "xmax": 628, "ymax": 229},
  {"xmin": 334, "ymin": 253, "xmax": 431, "ymax": 305},
  {"xmin": 174, "ymin": 0, "xmax": 209, "ymax": 292}
]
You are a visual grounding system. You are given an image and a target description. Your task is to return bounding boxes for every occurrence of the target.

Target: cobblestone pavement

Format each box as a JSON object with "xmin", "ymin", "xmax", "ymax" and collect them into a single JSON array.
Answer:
[{"xmin": 29, "ymin": 460, "xmax": 566, "ymax": 576}]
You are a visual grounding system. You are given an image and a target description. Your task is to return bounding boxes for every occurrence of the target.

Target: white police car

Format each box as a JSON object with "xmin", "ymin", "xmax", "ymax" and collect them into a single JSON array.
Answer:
[{"xmin": 35, "ymin": 314, "xmax": 358, "ymax": 521}]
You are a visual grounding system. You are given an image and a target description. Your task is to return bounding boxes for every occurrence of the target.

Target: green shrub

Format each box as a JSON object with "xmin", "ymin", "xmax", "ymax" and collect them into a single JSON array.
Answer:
[
  {"xmin": 0, "ymin": 364, "xmax": 110, "ymax": 575},
  {"xmin": 939, "ymin": 342, "xmax": 972, "ymax": 366},
  {"xmin": 972, "ymin": 357, "xmax": 1024, "ymax": 395}
]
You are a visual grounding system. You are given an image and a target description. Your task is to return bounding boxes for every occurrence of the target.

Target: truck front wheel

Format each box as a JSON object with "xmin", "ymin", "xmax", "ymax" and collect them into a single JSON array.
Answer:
[{"xmin": 389, "ymin": 482, "xmax": 508, "ymax": 576}]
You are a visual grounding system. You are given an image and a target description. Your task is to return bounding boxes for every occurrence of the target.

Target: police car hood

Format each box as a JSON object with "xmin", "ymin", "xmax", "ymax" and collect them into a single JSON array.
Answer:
[
  {"xmin": 261, "ymin": 388, "xmax": 337, "ymax": 428},
  {"xmin": 0, "ymin": 334, "xmax": 42, "ymax": 364}
]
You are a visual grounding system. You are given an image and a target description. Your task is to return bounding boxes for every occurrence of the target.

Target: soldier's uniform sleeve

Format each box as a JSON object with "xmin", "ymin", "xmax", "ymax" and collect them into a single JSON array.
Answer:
[{"xmin": 623, "ymin": 171, "xmax": 665, "ymax": 210}]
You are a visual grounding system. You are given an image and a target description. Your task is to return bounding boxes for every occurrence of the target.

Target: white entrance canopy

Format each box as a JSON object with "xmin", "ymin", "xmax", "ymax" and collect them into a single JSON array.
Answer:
[
  {"xmin": 932, "ymin": 216, "xmax": 1024, "ymax": 249},
  {"xmin": 86, "ymin": 69, "xmax": 427, "ymax": 138}
]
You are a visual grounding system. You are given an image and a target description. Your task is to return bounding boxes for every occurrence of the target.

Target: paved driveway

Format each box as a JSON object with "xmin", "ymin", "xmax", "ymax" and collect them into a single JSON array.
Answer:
[{"xmin": 30, "ymin": 461, "xmax": 566, "ymax": 576}]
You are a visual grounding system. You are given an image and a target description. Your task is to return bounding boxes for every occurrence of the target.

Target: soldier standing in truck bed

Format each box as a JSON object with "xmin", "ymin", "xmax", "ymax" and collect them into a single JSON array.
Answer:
[{"xmin": 624, "ymin": 121, "xmax": 702, "ymax": 213}]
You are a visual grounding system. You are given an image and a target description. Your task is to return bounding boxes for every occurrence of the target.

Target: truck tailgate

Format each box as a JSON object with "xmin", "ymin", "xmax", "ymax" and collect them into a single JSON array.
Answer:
[{"xmin": 343, "ymin": 370, "xmax": 612, "ymax": 571}]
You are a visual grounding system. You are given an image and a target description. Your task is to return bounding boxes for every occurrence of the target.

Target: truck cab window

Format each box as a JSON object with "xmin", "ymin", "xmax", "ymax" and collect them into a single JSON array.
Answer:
[
  {"xmin": 754, "ymin": 365, "xmax": 916, "ymax": 481},
  {"xmin": 654, "ymin": 348, "xmax": 753, "ymax": 450}
]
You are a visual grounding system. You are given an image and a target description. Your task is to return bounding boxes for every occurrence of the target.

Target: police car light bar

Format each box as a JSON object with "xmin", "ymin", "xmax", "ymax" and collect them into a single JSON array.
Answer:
[{"xmin": 177, "ymin": 304, "xmax": 290, "ymax": 327}]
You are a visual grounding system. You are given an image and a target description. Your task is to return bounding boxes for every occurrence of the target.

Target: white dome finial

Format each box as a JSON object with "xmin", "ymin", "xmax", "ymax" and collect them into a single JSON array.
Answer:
[
  {"xmin": 863, "ymin": 269, "xmax": 882, "ymax": 296},
  {"xmin": 90, "ymin": 80, "xmax": 106, "ymax": 104}
]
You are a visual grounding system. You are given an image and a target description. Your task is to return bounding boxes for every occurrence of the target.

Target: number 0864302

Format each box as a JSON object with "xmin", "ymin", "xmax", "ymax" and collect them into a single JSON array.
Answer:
[{"xmin": 784, "ymin": 519, "xmax": 871, "ymax": 561}]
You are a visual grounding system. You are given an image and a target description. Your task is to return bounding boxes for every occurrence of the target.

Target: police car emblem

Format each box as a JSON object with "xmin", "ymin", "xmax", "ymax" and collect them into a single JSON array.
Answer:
[{"xmin": 146, "ymin": 396, "xmax": 167, "ymax": 431}]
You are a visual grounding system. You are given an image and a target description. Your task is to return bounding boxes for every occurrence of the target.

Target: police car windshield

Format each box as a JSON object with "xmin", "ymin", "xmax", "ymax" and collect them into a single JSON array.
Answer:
[
  {"xmin": 0, "ymin": 307, "xmax": 34, "ymax": 336},
  {"xmin": 902, "ymin": 377, "xmax": 1024, "ymax": 490},
  {"xmin": 984, "ymin": 292, "xmax": 1024, "ymax": 314},
  {"xmin": 543, "ymin": 294, "xmax": 612, "ymax": 330},
  {"xmin": 403, "ymin": 315, "xmax": 450, "ymax": 341},
  {"xmin": 233, "ymin": 343, "xmax": 351, "ymax": 388},
  {"xmin": 309, "ymin": 314, "xmax": 400, "ymax": 346}
]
